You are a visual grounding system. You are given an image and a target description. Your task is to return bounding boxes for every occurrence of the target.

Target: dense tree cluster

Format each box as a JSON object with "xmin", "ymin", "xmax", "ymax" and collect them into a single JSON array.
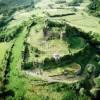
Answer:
[{"xmin": 88, "ymin": 0, "xmax": 100, "ymax": 10}]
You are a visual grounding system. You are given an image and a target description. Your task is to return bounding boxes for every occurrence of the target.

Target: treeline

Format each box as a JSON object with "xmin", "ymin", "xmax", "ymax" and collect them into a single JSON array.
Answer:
[
  {"xmin": 21, "ymin": 42, "xmax": 30, "ymax": 69},
  {"xmin": 69, "ymin": 72, "xmax": 100, "ymax": 99},
  {"xmin": 23, "ymin": 44, "xmax": 90, "ymax": 72},
  {"xmin": 0, "ymin": 0, "xmax": 35, "ymax": 13},
  {"xmin": 46, "ymin": 19, "xmax": 65, "ymax": 27}
]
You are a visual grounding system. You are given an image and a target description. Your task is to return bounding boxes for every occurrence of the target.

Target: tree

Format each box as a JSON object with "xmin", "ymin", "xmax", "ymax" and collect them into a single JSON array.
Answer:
[
  {"xmin": 85, "ymin": 64, "xmax": 96, "ymax": 75},
  {"xmin": 88, "ymin": 0, "xmax": 100, "ymax": 10}
]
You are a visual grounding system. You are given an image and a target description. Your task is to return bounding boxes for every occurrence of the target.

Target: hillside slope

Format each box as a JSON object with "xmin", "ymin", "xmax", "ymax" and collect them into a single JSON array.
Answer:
[{"xmin": 0, "ymin": 0, "xmax": 100, "ymax": 100}]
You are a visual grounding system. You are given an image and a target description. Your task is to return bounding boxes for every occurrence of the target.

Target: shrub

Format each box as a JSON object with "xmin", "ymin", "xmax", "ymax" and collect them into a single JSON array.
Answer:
[
  {"xmin": 94, "ymin": 76, "xmax": 100, "ymax": 88},
  {"xmin": 46, "ymin": 19, "xmax": 65, "ymax": 27},
  {"xmin": 90, "ymin": 88, "xmax": 100, "ymax": 98},
  {"xmin": 22, "ymin": 62, "xmax": 33, "ymax": 70},
  {"xmin": 68, "ymin": 0, "xmax": 83, "ymax": 6},
  {"xmin": 79, "ymin": 88, "xmax": 85, "ymax": 95}
]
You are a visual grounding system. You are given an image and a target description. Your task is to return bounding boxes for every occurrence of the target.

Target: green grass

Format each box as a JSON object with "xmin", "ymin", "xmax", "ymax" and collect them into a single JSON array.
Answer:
[
  {"xmin": 0, "ymin": 1, "xmax": 99, "ymax": 99},
  {"xmin": 6, "ymin": 27, "xmax": 29, "ymax": 98},
  {"xmin": 7, "ymin": 10, "xmax": 34, "ymax": 28}
]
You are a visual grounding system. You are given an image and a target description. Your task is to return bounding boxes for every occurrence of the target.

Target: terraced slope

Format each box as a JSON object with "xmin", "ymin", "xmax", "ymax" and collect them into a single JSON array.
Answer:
[{"xmin": 0, "ymin": 0, "xmax": 100, "ymax": 100}]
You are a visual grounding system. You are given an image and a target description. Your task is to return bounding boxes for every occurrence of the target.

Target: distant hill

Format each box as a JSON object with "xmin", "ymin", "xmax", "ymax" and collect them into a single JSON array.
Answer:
[
  {"xmin": 0, "ymin": 0, "xmax": 34, "ymax": 8},
  {"xmin": 0, "ymin": 0, "xmax": 41, "ymax": 10}
]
